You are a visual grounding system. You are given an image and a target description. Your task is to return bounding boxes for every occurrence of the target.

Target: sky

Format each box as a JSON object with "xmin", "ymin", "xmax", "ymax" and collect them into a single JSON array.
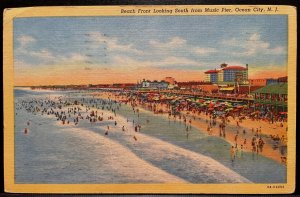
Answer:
[{"xmin": 13, "ymin": 15, "xmax": 288, "ymax": 86}]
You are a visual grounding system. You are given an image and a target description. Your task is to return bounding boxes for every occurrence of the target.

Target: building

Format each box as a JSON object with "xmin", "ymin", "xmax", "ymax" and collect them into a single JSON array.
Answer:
[
  {"xmin": 164, "ymin": 77, "xmax": 176, "ymax": 85},
  {"xmin": 266, "ymin": 78, "xmax": 278, "ymax": 85},
  {"xmin": 278, "ymin": 76, "xmax": 288, "ymax": 83},
  {"xmin": 204, "ymin": 63, "xmax": 248, "ymax": 84},
  {"xmin": 204, "ymin": 70, "xmax": 219, "ymax": 83},
  {"xmin": 139, "ymin": 79, "xmax": 169, "ymax": 90},
  {"xmin": 252, "ymin": 83, "xmax": 287, "ymax": 112},
  {"xmin": 249, "ymin": 79, "xmax": 267, "ymax": 86},
  {"xmin": 249, "ymin": 76, "xmax": 287, "ymax": 86},
  {"xmin": 198, "ymin": 84, "xmax": 219, "ymax": 93},
  {"xmin": 222, "ymin": 65, "xmax": 248, "ymax": 83},
  {"xmin": 238, "ymin": 85, "xmax": 265, "ymax": 94},
  {"xmin": 177, "ymin": 81, "xmax": 211, "ymax": 90}
]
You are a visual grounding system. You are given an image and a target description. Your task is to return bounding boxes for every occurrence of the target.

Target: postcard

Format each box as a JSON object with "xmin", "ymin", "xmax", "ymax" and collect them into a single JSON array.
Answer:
[{"xmin": 3, "ymin": 5, "xmax": 296, "ymax": 194}]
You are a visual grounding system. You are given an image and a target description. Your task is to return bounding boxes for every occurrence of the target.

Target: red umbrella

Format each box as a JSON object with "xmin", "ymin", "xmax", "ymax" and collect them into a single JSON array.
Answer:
[
  {"xmin": 208, "ymin": 108, "xmax": 214, "ymax": 111},
  {"xmin": 208, "ymin": 103, "xmax": 215, "ymax": 108}
]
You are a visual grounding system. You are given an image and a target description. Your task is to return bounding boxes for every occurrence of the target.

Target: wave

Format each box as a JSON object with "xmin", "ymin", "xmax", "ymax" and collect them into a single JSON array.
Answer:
[{"xmin": 22, "ymin": 95, "xmax": 250, "ymax": 183}]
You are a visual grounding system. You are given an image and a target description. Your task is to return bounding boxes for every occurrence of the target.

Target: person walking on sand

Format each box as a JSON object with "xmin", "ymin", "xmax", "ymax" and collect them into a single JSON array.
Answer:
[
  {"xmin": 240, "ymin": 144, "xmax": 244, "ymax": 157},
  {"xmin": 230, "ymin": 146, "xmax": 235, "ymax": 162},
  {"xmin": 186, "ymin": 127, "xmax": 189, "ymax": 139},
  {"xmin": 251, "ymin": 139, "xmax": 257, "ymax": 159},
  {"xmin": 234, "ymin": 134, "xmax": 238, "ymax": 142}
]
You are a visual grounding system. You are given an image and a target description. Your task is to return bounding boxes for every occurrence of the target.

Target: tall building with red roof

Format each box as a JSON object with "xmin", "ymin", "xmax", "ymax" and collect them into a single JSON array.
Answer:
[
  {"xmin": 204, "ymin": 63, "xmax": 248, "ymax": 84},
  {"xmin": 204, "ymin": 69, "xmax": 219, "ymax": 83}
]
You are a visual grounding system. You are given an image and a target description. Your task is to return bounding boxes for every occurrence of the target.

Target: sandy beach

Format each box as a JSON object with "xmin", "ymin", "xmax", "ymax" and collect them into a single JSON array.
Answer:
[{"xmin": 95, "ymin": 91, "xmax": 287, "ymax": 163}]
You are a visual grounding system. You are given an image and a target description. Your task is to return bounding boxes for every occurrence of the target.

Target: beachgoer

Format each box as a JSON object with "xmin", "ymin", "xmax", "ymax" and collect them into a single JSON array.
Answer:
[
  {"xmin": 230, "ymin": 146, "xmax": 235, "ymax": 162},
  {"xmin": 186, "ymin": 128, "xmax": 189, "ymax": 139},
  {"xmin": 240, "ymin": 144, "xmax": 244, "ymax": 157}
]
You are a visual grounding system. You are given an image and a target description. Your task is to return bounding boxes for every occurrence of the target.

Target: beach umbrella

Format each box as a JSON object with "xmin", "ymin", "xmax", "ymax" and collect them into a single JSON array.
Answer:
[
  {"xmin": 197, "ymin": 99, "xmax": 205, "ymax": 103},
  {"xmin": 208, "ymin": 102, "xmax": 215, "ymax": 108},
  {"xmin": 224, "ymin": 102, "xmax": 232, "ymax": 107},
  {"xmin": 204, "ymin": 101, "xmax": 211, "ymax": 104},
  {"xmin": 254, "ymin": 111, "xmax": 260, "ymax": 114},
  {"xmin": 153, "ymin": 97, "xmax": 160, "ymax": 101},
  {"xmin": 208, "ymin": 107, "xmax": 214, "ymax": 111},
  {"xmin": 225, "ymin": 108, "xmax": 233, "ymax": 112},
  {"xmin": 170, "ymin": 99, "xmax": 177, "ymax": 104}
]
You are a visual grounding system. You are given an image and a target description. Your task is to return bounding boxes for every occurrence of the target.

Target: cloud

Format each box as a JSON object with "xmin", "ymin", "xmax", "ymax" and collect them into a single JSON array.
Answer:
[
  {"xmin": 268, "ymin": 46, "xmax": 285, "ymax": 55},
  {"xmin": 223, "ymin": 33, "xmax": 285, "ymax": 56},
  {"xmin": 192, "ymin": 47, "xmax": 217, "ymax": 55},
  {"xmin": 30, "ymin": 49, "xmax": 55, "ymax": 60},
  {"xmin": 87, "ymin": 32, "xmax": 143, "ymax": 55},
  {"xmin": 150, "ymin": 36, "xmax": 218, "ymax": 57},
  {"xmin": 149, "ymin": 36, "xmax": 187, "ymax": 48},
  {"xmin": 17, "ymin": 35, "xmax": 36, "ymax": 48},
  {"xmin": 222, "ymin": 38, "xmax": 237, "ymax": 46},
  {"xmin": 67, "ymin": 53, "xmax": 88, "ymax": 62},
  {"xmin": 16, "ymin": 35, "xmax": 57, "ymax": 63},
  {"xmin": 111, "ymin": 55, "xmax": 203, "ymax": 71},
  {"xmin": 155, "ymin": 56, "xmax": 203, "ymax": 67}
]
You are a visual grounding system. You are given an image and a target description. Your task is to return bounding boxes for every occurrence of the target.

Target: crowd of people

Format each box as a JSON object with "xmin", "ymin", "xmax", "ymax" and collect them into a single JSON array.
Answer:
[{"xmin": 109, "ymin": 90, "xmax": 287, "ymax": 164}]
